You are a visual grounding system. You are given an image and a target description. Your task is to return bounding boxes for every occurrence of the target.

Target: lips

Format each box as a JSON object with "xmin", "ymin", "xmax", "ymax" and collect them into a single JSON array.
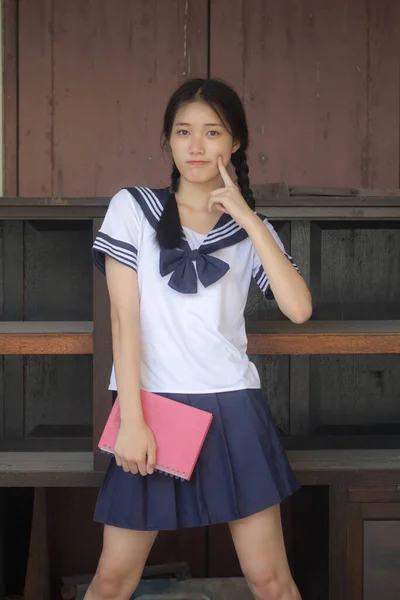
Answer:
[{"xmin": 187, "ymin": 161, "xmax": 210, "ymax": 166}]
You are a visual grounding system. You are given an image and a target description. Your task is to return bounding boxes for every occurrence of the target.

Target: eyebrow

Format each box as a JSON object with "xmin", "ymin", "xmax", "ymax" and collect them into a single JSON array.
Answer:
[{"xmin": 174, "ymin": 122, "xmax": 223, "ymax": 127}]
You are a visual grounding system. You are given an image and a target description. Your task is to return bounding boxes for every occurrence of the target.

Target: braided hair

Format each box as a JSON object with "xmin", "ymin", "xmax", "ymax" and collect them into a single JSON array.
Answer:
[
  {"xmin": 157, "ymin": 163, "xmax": 182, "ymax": 249},
  {"xmin": 158, "ymin": 78, "xmax": 254, "ymax": 249},
  {"xmin": 230, "ymin": 147, "xmax": 255, "ymax": 210}
]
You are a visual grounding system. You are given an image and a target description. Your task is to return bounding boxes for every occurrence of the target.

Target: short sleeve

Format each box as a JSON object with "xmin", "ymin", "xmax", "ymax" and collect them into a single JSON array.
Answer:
[
  {"xmin": 92, "ymin": 189, "xmax": 142, "ymax": 275},
  {"xmin": 252, "ymin": 217, "xmax": 300, "ymax": 300}
]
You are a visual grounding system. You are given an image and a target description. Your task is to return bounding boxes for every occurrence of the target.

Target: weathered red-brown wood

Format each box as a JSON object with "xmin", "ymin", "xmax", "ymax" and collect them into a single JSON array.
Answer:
[
  {"xmin": 210, "ymin": 0, "xmax": 400, "ymax": 188},
  {"xmin": 0, "ymin": 322, "xmax": 93, "ymax": 354}
]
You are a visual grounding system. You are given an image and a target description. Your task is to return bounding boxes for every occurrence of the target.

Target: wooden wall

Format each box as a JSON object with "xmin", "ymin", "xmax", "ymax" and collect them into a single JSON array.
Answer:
[{"xmin": 15, "ymin": 0, "xmax": 400, "ymax": 196}]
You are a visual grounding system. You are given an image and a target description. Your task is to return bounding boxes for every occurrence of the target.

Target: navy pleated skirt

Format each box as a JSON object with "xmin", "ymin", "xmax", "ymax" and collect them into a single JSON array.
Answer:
[{"xmin": 94, "ymin": 388, "xmax": 300, "ymax": 531}]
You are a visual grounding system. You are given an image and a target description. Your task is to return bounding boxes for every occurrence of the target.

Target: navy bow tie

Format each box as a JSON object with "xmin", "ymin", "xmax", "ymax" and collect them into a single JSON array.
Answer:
[{"xmin": 159, "ymin": 247, "xmax": 230, "ymax": 294}]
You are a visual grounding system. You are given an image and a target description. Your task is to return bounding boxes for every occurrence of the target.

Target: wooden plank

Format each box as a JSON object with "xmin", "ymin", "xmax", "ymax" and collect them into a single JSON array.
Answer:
[
  {"xmin": 4, "ymin": 320, "xmax": 399, "ymax": 355},
  {"xmin": 0, "ymin": 197, "xmax": 110, "ymax": 206},
  {"xmin": 0, "ymin": 490, "xmax": 4, "ymax": 597},
  {"xmin": 256, "ymin": 206, "xmax": 400, "ymax": 220},
  {"xmin": 2, "ymin": 320, "xmax": 400, "ymax": 355},
  {"xmin": 19, "ymin": 0, "xmax": 53, "ymax": 196},
  {"xmin": 248, "ymin": 320, "xmax": 400, "ymax": 334},
  {"xmin": 345, "ymin": 502, "xmax": 363, "ymax": 600},
  {"xmin": 23, "ymin": 488, "xmax": 50, "ymax": 600},
  {"xmin": 1, "ymin": 193, "xmax": 400, "ymax": 221},
  {"xmin": 2, "ymin": 192, "xmax": 400, "ymax": 207},
  {"xmin": 92, "ymin": 219, "xmax": 113, "ymax": 471},
  {"xmin": 3, "ymin": 221, "xmax": 24, "ymax": 440},
  {"xmin": 289, "ymin": 222, "xmax": 311, "ymax": 435},
  {"xmin": 0, "ymin": 451, "xmax": 103, "ymax": 487},
  {"xmin": 3, "ymin": 0, "xmax": 18, "ymax": 197},
  {"xmin": 329, "ymin": 481, "xmax": 349, "ymax": 600},
  {"xmin": 0, "ymin": 333, "xmax": 93, "ymax": 354},
  {"xmin": 211, "ymin": 0, "xmax": 399, "ymax": 188},
  {"xmin": 367, "ymin": 0, "xmax": 400, "ymax": 189},
  {"xmin": 0, "ymin": 322, "xmax": 93, "ymax": 334},
  {"xmin": 290, "ymin": 356, "xmax": 310, "ymax": 435},
  {"xmin": 253, "ymin": 189, "xmax": 400, "ymax": 206},
  {"xmin": 19, "ymin": 0, "xmax": 208, "ymax": 197},
  {"xmin": 0, "ymin": 452, "xmax": 96, "ymax": 472},
  {"xmin": 0, "ymin": 321, "xmax": 93, "ymax": 354},
  {"xmin": 288, "ymin": 449, "xmax": 400, "ymax": 472},
  {"xmin": 247, "ymin": 320, "xmax": 400, "ymax": 354},
  {"xmin": 2, "ymin": 448, "xmax": 400, "ymax": 472}
]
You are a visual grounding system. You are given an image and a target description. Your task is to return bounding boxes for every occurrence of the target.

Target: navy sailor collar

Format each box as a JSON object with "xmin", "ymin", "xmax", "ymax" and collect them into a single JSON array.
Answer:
[{"xmin": 124, "ymin": 186, "xmax": 259, "ymax": 253}]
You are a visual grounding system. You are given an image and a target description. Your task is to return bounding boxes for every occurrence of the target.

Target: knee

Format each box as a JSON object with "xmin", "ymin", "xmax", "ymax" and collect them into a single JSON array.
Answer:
[
  {"xmin": 243, "ymin": 566, "xmax": 300, "ymax": 600},
  {"xmin": 91, "ymin": 563, "xmax": 137, "ymax": 600}
]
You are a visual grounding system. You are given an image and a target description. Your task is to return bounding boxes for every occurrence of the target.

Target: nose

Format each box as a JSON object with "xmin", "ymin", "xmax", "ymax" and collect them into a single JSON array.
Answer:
[{"xmin": 189, "ymin": 134, "xmax": 205, "ymax": 155}]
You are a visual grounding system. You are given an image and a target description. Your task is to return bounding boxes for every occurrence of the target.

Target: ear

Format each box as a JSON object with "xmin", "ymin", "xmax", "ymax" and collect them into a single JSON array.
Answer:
[{"xmin": 232, "ymin": 140, "xmax": 241, "ymax": 154}]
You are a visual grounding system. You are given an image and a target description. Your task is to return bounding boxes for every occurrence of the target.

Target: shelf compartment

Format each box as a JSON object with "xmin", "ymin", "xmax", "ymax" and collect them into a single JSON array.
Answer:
[
  {"xmin": 246, "ymin": 320, "xmax": 400, "ymax": 354},
  {"xmin": 0, "ymin": 321, "xmax": 93, "ymax": 354}
]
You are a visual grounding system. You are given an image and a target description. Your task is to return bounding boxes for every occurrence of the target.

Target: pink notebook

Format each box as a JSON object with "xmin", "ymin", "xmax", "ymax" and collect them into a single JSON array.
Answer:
[{"xmin": 98, "ymin": 390, "xmax": 213, "ymax": 481}]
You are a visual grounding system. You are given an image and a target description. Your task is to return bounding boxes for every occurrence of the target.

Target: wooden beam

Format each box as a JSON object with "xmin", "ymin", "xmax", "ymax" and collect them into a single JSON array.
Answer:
[
  {"xmin": 246, "ymin": 320, "xmax": 400, "ymax": 354},
  {"xmin": 2, "ymin": 320, "xmax": 400, "ymax": 356},
  {"xmin": 3, "ymin": 0, "xmax": 18, "ymax": 197},
  {"xmin": 0, "ymin": 322, "xmax": 93, "ymax": 354},
  {"xmin": 1, "ymin": 449, "xmax": 400, "ymax": 487}
]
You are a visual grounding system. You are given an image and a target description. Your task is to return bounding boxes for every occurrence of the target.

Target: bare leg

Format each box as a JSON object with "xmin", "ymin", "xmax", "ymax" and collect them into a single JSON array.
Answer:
[
  {"xmin": 83, "ymin": 525, "xmax": 158, "ymax": 600},
  {"xmin": 229, "ymin": 504, "xmax": 301, "ymax": 600}
]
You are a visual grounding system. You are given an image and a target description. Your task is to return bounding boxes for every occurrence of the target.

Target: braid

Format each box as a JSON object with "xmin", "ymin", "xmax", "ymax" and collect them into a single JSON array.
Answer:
[
  {"xmin": 231, "ymin": 147, "xmax": 255, "ymax": 210},
  {"xmin": 156, "ymin": 163, "xmax": 182, "ymax": 249}
]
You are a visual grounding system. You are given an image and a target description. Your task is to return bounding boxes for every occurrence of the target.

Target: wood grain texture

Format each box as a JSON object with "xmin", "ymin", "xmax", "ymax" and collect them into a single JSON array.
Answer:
[
  {"xmin": 210, "ymin": 0, "xmax": 400, "ymax": 188},
  {"xmin": 247, "ymin": 320, "xmax": 400, "ymax": 354},
  {"xmin": 23, "ymin": 489, "xmax": 50, "ymax": 600},
  {"xmin": 18, "ymin": 0, "xmax": 208, "ymax": 197},
  {"xmin": 364, "ymin": 519, "xmax": 400, "ymax": 600},
  {"xmin": 24, "ymin": 221, "xmax": 93, "ymax": 321},
  {"xmin": 311, "ymin": 353, "xmax": 400, "ymax": 435},
  {"xmin": 0, "ymin": 332, "xmax": 93, "ymax": 354},
  {"xmin": 3, "ymin": 0, "xmax": 18, "ymax": 197},
  {"xmin": 92, "ymin": 219, "xmax": 113, "ymax": 470}
]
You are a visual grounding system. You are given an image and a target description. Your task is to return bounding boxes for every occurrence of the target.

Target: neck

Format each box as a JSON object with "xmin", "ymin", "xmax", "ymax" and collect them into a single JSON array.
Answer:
[{"xmin": 175, "ymin": 174, "xmax": 224, "ymax": 212}]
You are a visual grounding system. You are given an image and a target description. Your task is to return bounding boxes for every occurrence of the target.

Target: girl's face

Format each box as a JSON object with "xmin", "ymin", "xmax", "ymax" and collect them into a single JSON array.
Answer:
[{"xmin": 169, "ymin": 100, "xmax": 240, "ymax": 186}]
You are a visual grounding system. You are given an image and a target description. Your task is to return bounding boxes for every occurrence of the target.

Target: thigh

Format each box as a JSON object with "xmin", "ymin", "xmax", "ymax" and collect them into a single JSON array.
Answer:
[
  {"xmin": 229, "ymin": 504, "xmax": 292, "ymax": 580},
  {"xmin": 98, "ymin": 524, "xmax": 158, "ymax": 577}
]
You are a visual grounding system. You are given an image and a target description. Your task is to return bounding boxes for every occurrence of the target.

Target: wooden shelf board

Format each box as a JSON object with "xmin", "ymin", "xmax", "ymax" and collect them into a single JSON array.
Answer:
[
  {"xmin": 0, "ymin": 451, "xmax": 102, "ymax": 486},
  {"xmin": 1, "ymin": 449, "xmax": 400, "ymax": 486},
  {"xmin": 1, "ymin": 320, "xmax": 400, "ymax": 356},
  {"xmin": 1, "ymin": 190, "xmax": 400, "ymax": 219},
  {"xmin": 288, "ymin": 449, "xmax": 400, "ymax": 471},
  {"xmin": 247, "ymin": 320, "xmax": 400, "ymax": 354},
  {"xmin": 0, "ymin": 321, "xmax": 93, "ymax": 354}
]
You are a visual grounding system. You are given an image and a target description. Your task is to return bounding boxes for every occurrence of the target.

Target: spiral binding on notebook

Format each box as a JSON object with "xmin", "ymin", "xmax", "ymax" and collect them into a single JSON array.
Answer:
[
  {"xmin": 155, "ymin": 463, "xmax": 187, "ymax": 482},
  {"xmin": 99, "ymin": 449, "xmax": 187, "ymax": 481}
]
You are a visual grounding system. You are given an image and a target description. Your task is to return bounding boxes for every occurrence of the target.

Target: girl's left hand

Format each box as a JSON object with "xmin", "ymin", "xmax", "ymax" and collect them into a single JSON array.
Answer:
[{"xmin": 208, "ymin": 156, "xmax": 255, "ymax": 230}]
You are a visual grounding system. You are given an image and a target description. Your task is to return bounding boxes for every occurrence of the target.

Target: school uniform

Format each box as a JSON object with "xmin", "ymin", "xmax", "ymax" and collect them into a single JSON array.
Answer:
[{"xmin": 92, "ymin": 186, "xmax": 300, "ymax": 531}]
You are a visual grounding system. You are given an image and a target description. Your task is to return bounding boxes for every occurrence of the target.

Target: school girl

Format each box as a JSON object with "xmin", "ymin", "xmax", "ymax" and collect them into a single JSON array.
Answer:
[{"xmin": 87, "ymin": 78, "xmax": 312, "ymax": 600}]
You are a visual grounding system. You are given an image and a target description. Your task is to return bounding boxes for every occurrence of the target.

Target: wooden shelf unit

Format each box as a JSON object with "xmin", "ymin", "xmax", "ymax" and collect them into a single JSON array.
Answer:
[
  {"xmin": 0, "ymin": 191, "xmax": 399, "ymax": 474},
  {"xmin": 2, "ymin": 187, "xmax": 400, "ymax": 600}
]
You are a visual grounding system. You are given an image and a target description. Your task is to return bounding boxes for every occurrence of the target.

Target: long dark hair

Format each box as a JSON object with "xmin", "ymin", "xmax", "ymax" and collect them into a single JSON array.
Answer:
[{"xmin": 157, "ymin": 78, "xmax": 255, "ymax": 249}]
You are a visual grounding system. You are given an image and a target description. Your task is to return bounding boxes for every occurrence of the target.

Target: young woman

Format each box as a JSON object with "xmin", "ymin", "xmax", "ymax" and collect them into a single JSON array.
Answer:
[{"xmin": 89, "ymin": 78, "xmax": 312, "ymax": 600}]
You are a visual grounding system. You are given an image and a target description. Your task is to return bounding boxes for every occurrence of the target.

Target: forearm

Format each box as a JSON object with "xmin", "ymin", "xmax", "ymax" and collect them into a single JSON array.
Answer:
[
  {"xmin": 111, "ymin": 315, "xmax": 144, "ymax": 425},
  {"xmin": 244, "ymin": 213, "xmax": 312, "ymax": 323}
]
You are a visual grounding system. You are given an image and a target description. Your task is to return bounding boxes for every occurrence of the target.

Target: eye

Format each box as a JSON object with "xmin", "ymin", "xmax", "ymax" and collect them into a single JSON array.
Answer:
[
  {"xmin": 207, "ymin": 130, "xmax": 220, "ymax": 137},
  {"xmin": 177, "ymin": 129, "xmax": 189, "ymax": 136}
]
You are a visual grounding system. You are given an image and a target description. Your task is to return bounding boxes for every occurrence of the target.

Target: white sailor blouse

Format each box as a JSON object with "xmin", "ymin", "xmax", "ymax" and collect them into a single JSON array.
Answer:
[{"xmin": 92, "ymin": 187, "xmax": 299, "ymax": 394}]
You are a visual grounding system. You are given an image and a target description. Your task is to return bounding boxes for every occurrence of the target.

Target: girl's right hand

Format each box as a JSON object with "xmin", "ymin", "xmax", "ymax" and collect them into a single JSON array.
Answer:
[{"xmin": 114, "ymin": 420, "xmax": 157, "ymax": 476}]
